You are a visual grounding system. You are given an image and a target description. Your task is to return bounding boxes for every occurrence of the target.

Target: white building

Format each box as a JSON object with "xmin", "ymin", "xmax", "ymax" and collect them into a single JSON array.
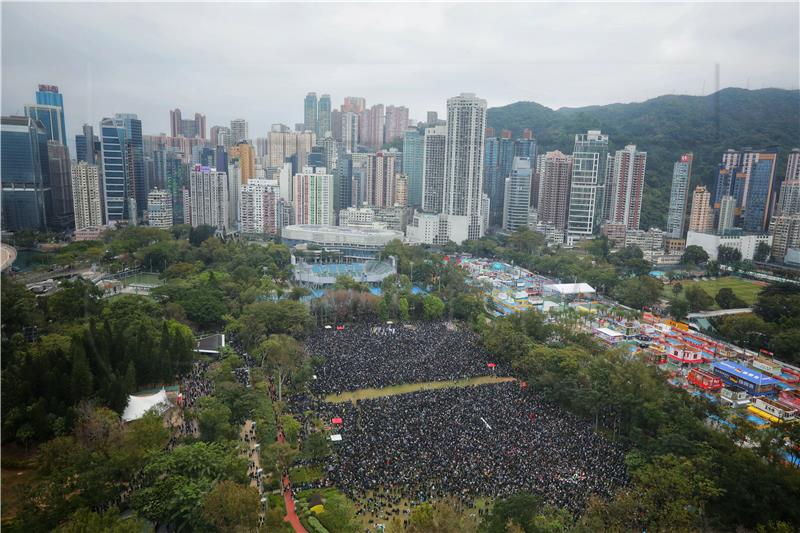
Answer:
[
  {"xmin": 422, "ymin": 125, "xmax": 447, "ymax": 213},
  {"xmin": 406, "ymin": 212, "xmax": 450, "ymax": 245},
  {"xmin": 292, "ymin": 166, "xmax": 334, "ymax": 225},
  {"xmin": 189, "ymin": 165, "xmax": 229, "ymax": 232},
  {"xmin": 718, "ymin": 195, "xmax": 736, "ymax": 233},
  {"xmin": 71, "ymin": 161, "xmax": 104, "ymax": 230},
  {"xmin": 686, "ymin": 230, "xmax": 772, "ymax": 261},
  {"xmin": 239, "ymin": 179, "xmax": 280, "ymax": 235},
  {"xmin": 502, "ymin": 157, "xmax": 531, "ymax": 232},
  {"xmin": 147, "ymin": 188, "xmax": 173, "ymax": 229},
  {"xmin": 665, "ymin": 154, "xmax": 693, "ymax": 238},
  {"xmin": 282, "ymin": 224, "xmax": 403, "ymax": 259},
  {"xmin": 566, "ymin": 130, "xmax": 609, "ymax": 242},
  {"xmin": 230, "ymin": 118, "xmax": 248, "ymax": 143}
]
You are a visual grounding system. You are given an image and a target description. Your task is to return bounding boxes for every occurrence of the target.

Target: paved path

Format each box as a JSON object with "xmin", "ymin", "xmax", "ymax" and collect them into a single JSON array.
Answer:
[{"xmin": 270, "ymin": 381, "xmax": 308, "ymax": 533}]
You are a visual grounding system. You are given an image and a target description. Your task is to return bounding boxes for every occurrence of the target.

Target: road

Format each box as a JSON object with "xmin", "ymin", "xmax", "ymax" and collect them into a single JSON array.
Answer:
[{"xmin": 0, "ymin": 244, "xmax": 17, "ymax": 271}]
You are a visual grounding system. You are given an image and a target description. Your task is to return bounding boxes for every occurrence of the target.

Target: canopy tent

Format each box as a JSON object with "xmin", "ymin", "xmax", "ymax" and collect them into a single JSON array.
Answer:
[
  {"xmin": 543, "ymin": 282, "xmax": 595, "ymax": 296},
  {"xmin": 122, "ymin": 389, "xmax": 172, "ymax": 422}
]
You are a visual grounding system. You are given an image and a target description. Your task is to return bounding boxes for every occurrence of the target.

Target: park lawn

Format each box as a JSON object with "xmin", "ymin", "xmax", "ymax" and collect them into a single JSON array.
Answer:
[
  {"xmin": 662, "ymin": 276, "xmax": 766, "ymax": 308},
  {"xmin": 290, "ymin": 465, "xmax": 324, "ymax": 485},
  {"xmin": 324, "ymin": 375, "xmax": 516, "ymax": 404}
]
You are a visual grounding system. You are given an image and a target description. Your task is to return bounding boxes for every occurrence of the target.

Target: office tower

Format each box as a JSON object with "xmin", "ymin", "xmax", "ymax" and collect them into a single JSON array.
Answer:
[
  {"xmin": 665, "ymin": 153, "xmax": 694, "ymax": 238},
  {"xmin": 34, "ymin": 84, "xmax": 66, "ymax": 144},
  {"xmin": 239, "ymin": 179, "xmax": 281, "ymax": 235},
  {"xmin": 147, "ymin": 188, "xmax": 173, "ymax": 229},
  {"xmin": 714, "ymin": 164, "xmax": 747, "ymax": 214},
  {"xmin": 189, "ymin": 165, "xmax": 229, "ymax": 231},
  {"xmin": 304, "ymin": 92, "xmax": 318, "ymax": 135},
  {"xmin": 771, "ymin": 215, "xmax": 800, "ymax": 262},
  {"xmin": 210, "ymin": 125, "xmax": 232, "ymax": 149},
  {"xmin": 46, "ymin": 141, "xmax": 74, "ymax": 230},
  {"xmin": 75, "ymin": 124, "xmax": 99, "ymax": 164},
  {"xmin": 216, "ymin": 146, "xmax": 228, "ymax": 177},
  {"xmin": 395, "ymin": 175, "xmax": 408, "ymax": 207},
  {"xmin": 385, "ymin": 105, "xmax": 409, "ymax": 144},
  {"xmin": 1, "ymin": 116, "xmax": 51, "ymax": 231},
  {"xmin": 483, "ymin": 134, "xmax": 516, "ymax": 227},
  {"xmin": 426, "ymin": 111, "xmax": 439, "ymax": 126},
  {"xmin": 25, "ymin": 104, "xmax": 67, "ymax": 145},
  {"xmin": 743, "ymin": 152, "xmax": 778, "ymax": 233},
  {"xmin": 565, "ymin": 130, "xmax": 609, "ymax": 240},
  {"xmin": 231, "ymin": 119, "xmax": 248, "ymax": 143},
  {"xmin": 169, "ymin": 108, "xmax": 206, "ymax": 139},
  {"xmin": 688, "ymin": 186, "xmax": 714, "ymax": 233},
  {"xmin": 502, "ymin": 157, "xmax": 532, "ymax": 232},
  {"xmin": 537, "ymin": 150, "xmax": 572, "ymax": 230},
  {"xmin": 341, "ymin": 112, "xmax": 359, "ymax": 153},
  {"xmin": 514, "ymin": 135, "xmax": 537, "ymax": 160},
  {"xmin": 99, "ymin": 117, "xmax": 131, "ymax": 222},
  {"xmin": 365, "ymin": 152, "xmax": 397, "ymax": 207},
  {"xmin": 71, "ymin": 161, "xmax": 103, "ymax": 230},
  {"xmin": 113, "ymin": 114, "xmax": 146, "ymax": 220},
  {"xmin": 718, "ymin": 195, "xmax": 736, "ymax": 233},
  {"xmin": 442, "ymin": 93, "xmax": 487, "ymax": 241},
  {"xmin": 292, "ymin": 167, "xmax": 334, "ymax": 225},
  {"xmin": 422, "ymin": 125, "xmax": 447, "ymax": 213},
  {"xmin": 308, "ymin": 146, "xmax": 325, "ymax": 167},
  {"xmin": 342, "ymin": 96, "xmax": 366, "ymax": 113},
  {"xmin": 402, "ymin": 130, "xmax": 424, "ymax": 208},
  {"xmin": 787, "ymin": 148, "xmax": 800, "ymax": 181},
  {"xmin": 229, "ymin": 142, "xmax": 256, "ymax": 183},
  {"xmin": 193, "ymin": 146, "xmax": 215, "ymax": 167},
  {"xmin": 607, "ymin": 145, "xmax": 647, "ymax": 231},
  {"xmin": 775, "ymin": 179, "xmax": 800, "ymax": 216},
  {"xmin": 318, "ymin": 94, "xmax": 332, "ymax": 138},
  {"xmin": 720, "ymin": 148, "xmax": 775, "ymax": 210}
]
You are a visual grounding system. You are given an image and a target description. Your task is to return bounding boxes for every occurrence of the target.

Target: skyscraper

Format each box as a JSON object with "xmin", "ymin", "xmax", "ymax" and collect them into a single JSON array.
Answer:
[
  {"xmin": 147, "ymin": 188, "xmax": 173, "ymax": 229},
  {"xmin": 395, "ymin": 175, "xmax": 408, "ymax": 207},
  {"xmin": 231, "ymin": 119, "xmax": 249, "ymax": 143},
  {"xmin": 342, "ymin": 96, "xmax": 366, "ymax": 113},
  {"xmin": 743, "ymin": 152, "xmax": 778, "ymax": 233},
  {"xmin": 422, "ymin": 125, "xmax": 447, "ymax": 213},
  {"xmin": 229, "ymin": 141, "xmax": 256, "ymax": 183},
  {"xmin": 607, "ymin": 145, "xmax": 647, "ymax": 230},
  {"xmin": 566, "ymin": 130, "xmax": 609, "ymax": 240},
  {"xmin": 46, "ymin": 141, "xmax": 74, "ymax": 230},
  {"xmin": 304, "ymin": 92, "xmax": 318, "ymax": 135},
  {"xmin": 34, "ymin": 84, "xmax": 66, "ymax": 144},
  {"xmin": 190, "ymin": 165, "xmax": 229, "ymax": 232},
  {"xmin": 114, "ymin": 113, "xmax": 146, "ymax": 221},
  {"xmin": 384, "ymin": 105, "xmax": 409, "ymax": 144},
  {"xmin": 361, "ymin": 104, "xmax": 385, "ymax": 149},
  {"xmin": 665, "ymin": 153, "xmax": 694, "ymax": 238},
  {"xmin": 718, "ymin": 195, "xmax": 736, "ymax": 233},
  {"xmin": 239, "ymin": 179, "xmax": 281, "ymax": 235},
  {"xmin": 502, "ymin": 156, "xmax": 532, "ymax": 232},
  {"xmin": 210, "ymin": 125, "xmax": 232, "ymax": 148},
  {"xmin": 1, "ymin": 116, "xmax": 51, "ymax": 231},
  {"xmin": 292, "ymin": 167, "xmax": 334, "ymax": 225},
  {"xmin": 402, "ymin": 130, "xmax": 424, "ymax": 208},
  {"xmin": 170, "ymin": 108, "xmax": 206, "ymax": 139},
  {"xmin": 25, "ymin": 104, "xmax": 67, "ymax": 145},
  {"xmin": 365, "ymin": 152, "xmax": 397, "ymax": 208},
  {"xmin": 441, "ymin": 93, "xmax": 486, "ymax": 241},
  {"xmin": 770, "ymin": 215, "xmax": 800, "ymax": 262},
  {"xmin": 787, "ymin": 148, "xmax": 800, "ymax": 181},
  {"xmin": 537, "ymin": 150, "xmax": 572, "ymax": 230},
  {"xmin": 318, "ymin": 94, "xmax": 332, "ymax": 139},
  {"xmin": 688, "ymin": 186, "xmax": 714, "ymax": 233},
  {"xmin": 341, "ymin": 112, "xmax": 359, "ymax": 153},
  {"xmin": 100, "ymin": 117, "xmax": 131, "ymax": 222},
  {"xmin": 75, "ymin": 124, "xmax": 99, "ymax": 164},
  {"xmin": 71, "ymin": 161, "xmax": 104, "ymax": 230},
  {"xmin": 775, "ymin": 179, "xmax": 800, "ymax": 217}
]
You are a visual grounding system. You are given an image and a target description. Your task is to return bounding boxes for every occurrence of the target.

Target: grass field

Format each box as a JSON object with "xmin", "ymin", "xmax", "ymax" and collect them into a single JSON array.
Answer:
[
  {"xmin": 121, "ymin": 272, "xmax": 163, "ymax": 287},
  {"xmin": 324, "ymin": 375, "xmax": 516, "ymax": 403},
  {"xmin": 663, "ymin": 276, "xmax": 766, "ymax": 307}
]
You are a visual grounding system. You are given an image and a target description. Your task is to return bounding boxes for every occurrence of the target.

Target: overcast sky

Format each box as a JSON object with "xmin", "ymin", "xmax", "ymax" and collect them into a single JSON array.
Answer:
[{"xmin": 2, "ymin": 2, "xmax": 798, "ymax": 144}]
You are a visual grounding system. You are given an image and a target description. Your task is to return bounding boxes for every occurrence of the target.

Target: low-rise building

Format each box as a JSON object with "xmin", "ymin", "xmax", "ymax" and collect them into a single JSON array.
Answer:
[{"xmin": 686, "ymin": 230, "xmax": 772, "ymax": 261}]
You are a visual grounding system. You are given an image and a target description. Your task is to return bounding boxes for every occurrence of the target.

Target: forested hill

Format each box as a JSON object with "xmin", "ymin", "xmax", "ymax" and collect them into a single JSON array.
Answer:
[{"xmin": 487, "ymin": 88, "xmax": 800, "ymax": 230}]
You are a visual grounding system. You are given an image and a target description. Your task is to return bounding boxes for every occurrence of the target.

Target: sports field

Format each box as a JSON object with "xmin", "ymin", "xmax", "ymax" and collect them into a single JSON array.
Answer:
[
  {"xmin": 323, "ymin": 375, "xmax": 516, "ymax": 403},
  {"xmin": 664, "ymin": 276, "xmax": 766, "ymax": 307},
  {"xmin": 121, "ymin": 272, "xmax": 163, "ymax": 287}
]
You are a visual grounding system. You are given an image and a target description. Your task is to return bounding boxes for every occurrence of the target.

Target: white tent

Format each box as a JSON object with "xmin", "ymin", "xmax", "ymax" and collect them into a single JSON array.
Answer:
[
  {"xmin": 122, "ymin": 389, "xmax": 172, "ymax": 422},
  {"xmin": 543, "ymin": 282, "xmax": 595, "ymax": 296}
]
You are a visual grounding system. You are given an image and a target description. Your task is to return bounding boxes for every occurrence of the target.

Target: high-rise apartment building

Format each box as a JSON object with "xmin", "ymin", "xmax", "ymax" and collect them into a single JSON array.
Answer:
[
  {"xmin": 743, "ymin": 152, "xmax": 778, "ymax": 233},
  {"xmin": 229, "ymin": 142, "xmax": 256, "ymax": 184},
  {"xmin": 341, "ymin": 112, "xmax": 359, "ymax": 153},
  {"xmin": 210, "ymin": 125, "xmax": 232, "ymax": 149},
  {"xmin": 607, "ymin": 145, "xmax": 647, "ymax": 230},
  {"xmin": 292, "ymin": 167, "xmax": 334, "ymax": 225},
  {"xmin": 395, "ymin": 175, "xmax": 408, "ymax": 207},
  {"xmin": 170, "ymin": 108, "xmax": 206, "ymax": 139},
  {"xmin": 239, "ymin": 178, "xmax": 281, "ymax": 235},
  {"xmin": 787, "ymin": 148, "xmax": 800, "ymax": 181},
  {"xmin": 688, "ymin": 186, "xmax": 714, "ymax": 233},
  {"xmin": 1, "ymin": 116, "xmax": 51, "ymax": 231},
  {"xmin": 565, "ymin": 130, "xmax": 609, "ymax": 240},
  {"xmin": 304, "ymin": 92, "xmax": 318, "ymax": 135},
  {"xmin": 775, "ymin": 179, "xmax": 800, "ymax": 217},
  {"xmin": 147, "ymin": 188, "xmax": 173, "ymax": 229},
  {"xmin": 189, "ymin": 165, "xmax": 229, "ymax": 232},
  {"xmin": 385, "ymin": 105, "xmax": 409, "ymax": 144},
  {"xmin": 46, "ymin": 141, "xmax": 74, "ymax": 230},
  {"xmin": 318, "ymin": 94, "xmax": 332, "ymax": 139},
  {"xmin": 771, "ymin": 215, "xmax": 800, "ymax": 262},
  {"xmin": 402, "ymin": 130, "xmax": 424, "ymax": 208},
  {"xmin": 342, "ymin": 96, "xmax": 366, "ymax": 113},
  {"xmin": 442, "ymin": 93, "xmax": 487, "ymax": 242},
  {"xmin": 71, "ymin": 161, "xmax": 103, "ymax": 230},
  {"xmin": 718, "ymin": 195, "xmax": 736, "ymax": 233},
  {"xmin": 502, "ymin": 156, "xmax": 532, "ymax": 232},
  {"xmin": 665, "ymin": 153, "xmax": 694, "ymax": 238},
  {"xmin": 230, "ymin": 119, "xmax": 249, "ymax": 143},
  {"xmin": 537, "ymin": 150, "xmax": 572, "ymax": 230},
  {"xmin": 34, "ymin": 84, "xmax": 66, "ymax": 144},
  {"xmin": 360, "ymin": 104, "xmax": 385, "ymax": 149},
  {"xmin": 365, "ymin": 152, "xmax": 397, "ymax": 208},
  {"xmin": 114, "ymin": 113, "xmax": 146, "ymax": 221},
  {"xmin": 422, "ymin": 125, "xmax": 447, "ymax": 213}
]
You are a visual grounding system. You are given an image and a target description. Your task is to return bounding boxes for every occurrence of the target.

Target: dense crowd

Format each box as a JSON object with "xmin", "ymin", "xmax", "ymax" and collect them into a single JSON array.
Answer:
[
  {"xmin": 306, "ymin": 322, "xmax": 509, "ymax": 394},
  {"xmin": 179, "ymin": 361, "xmax": 213, "ymax": 409},
  {"xmin": 315, "ymin": 382, "xmax": 627, "ymax": 514}
]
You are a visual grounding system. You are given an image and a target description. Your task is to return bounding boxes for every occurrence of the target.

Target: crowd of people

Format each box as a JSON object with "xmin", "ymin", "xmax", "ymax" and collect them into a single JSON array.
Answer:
[
  {"xmin": 179, "ymin": 361, "xmax": 213, "ymax": 409},
  {"xmin": 315, "ymin": 381, "xmax": 627, "ymax": 514},
  {"xmin": 306, "ymin": 322, "xmax": 509, "ymax": 394}
]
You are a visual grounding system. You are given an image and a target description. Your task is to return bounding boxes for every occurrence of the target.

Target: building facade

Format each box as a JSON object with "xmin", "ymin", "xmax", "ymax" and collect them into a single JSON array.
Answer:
[
  {"xmin": 147, "ymin": 188, "xmax": 173, "ymax": 229},
  {"xmin": 567, "ymin": 130, "xmax": 610, "ymax": 240},
  {"xmin": 688, "ymin": 186, "xmax": 714, "ymax": 233},
  {"xmin": 71, "ymin": 161, "xmax": 104, "ymax": 230},
  {"xmin": 665, "ymin": 153, "xmax": 693, "ymax": 238},
  {"xmin": 189, "ymin": 165, "xmax": 229, "ymax": 232},
  {"xmin": 536, "ymin": 150, "xmax": 572, "ymax": 230},
  {"xmin": 402, "ymin": 129, "xmax": 424, "ymax": 208},
  {"xmin": 169, "ymin": 108, "xmax": 206, "ymax": 139},
  {"xmin": 422, "ymin": 125, "xmax": 447, "ymax": 213},
  {"xmin": 292, "ymin": 167, "xmax": 334, "ymax": 225},
  {"xmin": 607, "ymin": 144, "xmax": 646, "ymax": 230},
  {"xmin": 743, "ymin": 152, "xmax": 778, "ymax": 233},
  {"xmin": 502, "ymin": 156, "xmax": 532, "ymax": 232}
]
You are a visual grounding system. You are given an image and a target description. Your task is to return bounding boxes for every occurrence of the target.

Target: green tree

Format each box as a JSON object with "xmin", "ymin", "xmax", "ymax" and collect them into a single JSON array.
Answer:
[
  {"xmin": 754, "ymin": 241, "xmax": 771, "ymax": 262},
  {"xmin": 717, "ymin": 245, "xmax": 742, "ymax": 265},
  {"xmin": 317, "ymin": 493, "xmax": 360, "ymax": 533},
  {"xmin": 423, "ymin": 294, "xmax": 445, "ymax": 320},
  {"xmin": 681, "ymin": 245, "xmax": 709, "ymax": 266},
  {"xmin": 254, "ymin": 334, "xmax": 305, "ymax": 401},
  {"xmin": 280, "ymin": 415, "xmax": 301, "ymax": 445},
  {"xmin": 671, "ymin": 282, "xmax": 683, "ymax": 296},
  {"xmin": 197, "ymin": 396, "xmax": 236, "ymax": 442},
  {"xmin": 668, "ymin": 297, "xmax": 690, "ymax": 320},
  {"xmin": 201, "ymin": 480, "xmax": 260, "ymax": 533},
  {"xmin": 302, "ymin": 431, "xmax": 331, "ymax": 463},
  {"xmin": 612, "ymin": 276, "xmax": 662, "ymax": 309},
  {"xmin": 684, "ymin": 285, "xmax": 715, "ymax": 312},
  {"xmin": 715, "ymin": 287, "xmax": 747, "ymax": 309}
]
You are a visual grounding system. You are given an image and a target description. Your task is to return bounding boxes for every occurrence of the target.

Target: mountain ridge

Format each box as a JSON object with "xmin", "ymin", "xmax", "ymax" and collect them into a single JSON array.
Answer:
[{"xmin": 487, "ymin": 88, "xmax": 800, "ymax": 230}]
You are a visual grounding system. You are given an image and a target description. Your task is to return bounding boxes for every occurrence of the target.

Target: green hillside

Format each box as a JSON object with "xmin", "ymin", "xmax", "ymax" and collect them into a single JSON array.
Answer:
[{"xmin": 487, "ymin": 88, "xmax": 800, "ymax": 230}]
